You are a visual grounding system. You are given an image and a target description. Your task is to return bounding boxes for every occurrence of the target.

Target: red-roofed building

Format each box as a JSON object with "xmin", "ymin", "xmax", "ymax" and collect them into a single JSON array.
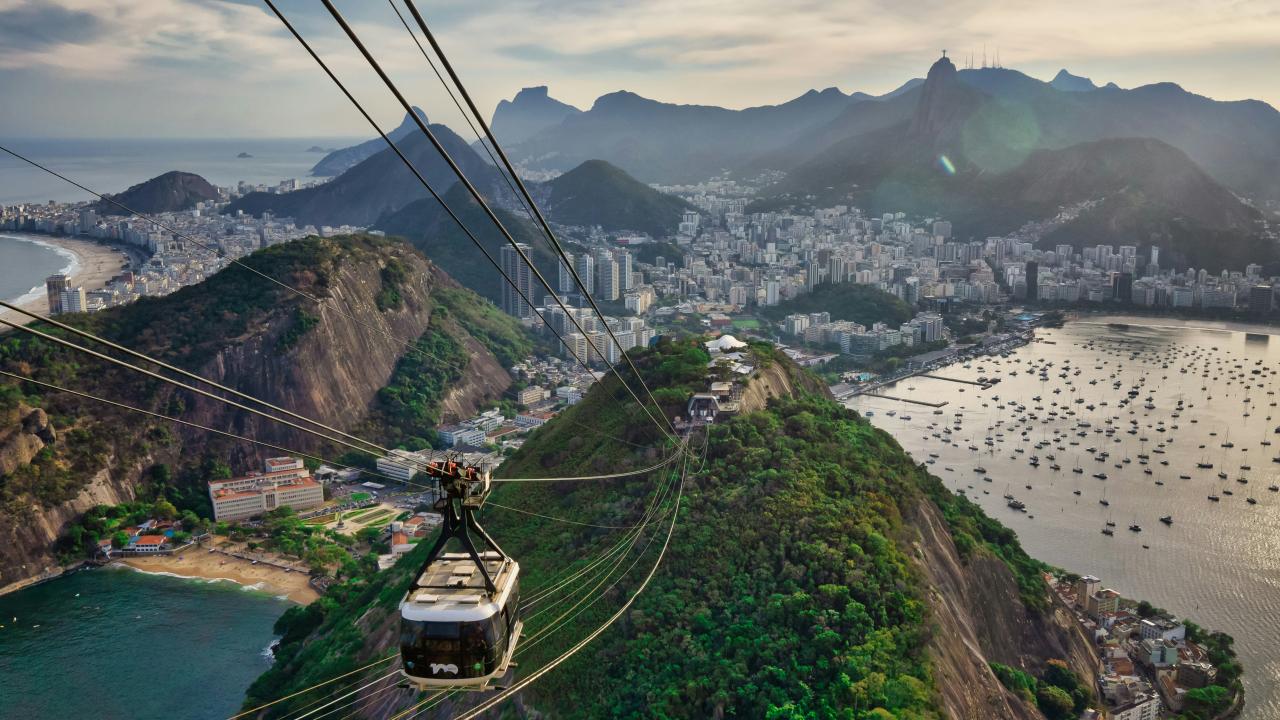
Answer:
[
  {"xmin": 130, "ymin": 535, "xmax": 169, "ymax": 552},
  {"xmin": 209, "ymin": 457, "xmax": 325, "ymax": 521},
  {"xmin": 391, "ymin": 531, "xmax": 414, "ymax": 556}
]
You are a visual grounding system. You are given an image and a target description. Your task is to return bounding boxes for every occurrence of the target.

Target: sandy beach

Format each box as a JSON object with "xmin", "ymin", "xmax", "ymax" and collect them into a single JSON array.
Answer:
[
  {"xmin": 120, "ymin": 548, "xmax": 319, "ymax": 604},
  {"xmin": 0, "ymin": 233, "xmax": 131, "ymax": 326}
]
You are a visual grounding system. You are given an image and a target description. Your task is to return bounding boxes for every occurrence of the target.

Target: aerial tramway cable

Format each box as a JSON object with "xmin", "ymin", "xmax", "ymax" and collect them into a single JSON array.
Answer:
[
  {"xmin": 225, "ymin": 654, "xmax": 398, "ymax": 720},
  {"xmin": 0, "ymin": 143, "xmax": 643, "ymax": 450},
  {"xmin": 0, "ymin": 367, "xmax": 684, "ymax": 718},
  {"xmin": 0, "ymin": 300, "xmax": 393, "ymax": 457},
  {"xmin": 389, "ymin": 436, "xmax": 701, "ymax": 719},
  {"xmin": 383, "ymin": 0, "xmax": 539, "ymax": 226},
  {"xmin": 263, "ymin": 1, "xmax": 674, "ymax": 448},
  {"xmin": 399, "ymin": 0, "xmax": 680, "ymax": 443},
  {"xmin": 0, "ymin": 317, "xmax": 425, "ymax": 464},
  {"xmin": 2, "ymin": 302, "xmax": 688, "ymax": 484},
  {"xmin": 449, "ymin": 444, "xmax": 696, "ymax": 720},
  {"xmin": 0, "ymin": 144, "xmax": 478, "ymax": 380},
  {"xmin": 313, "ymin": 0, "xmax": 676, "ymax": 444}
]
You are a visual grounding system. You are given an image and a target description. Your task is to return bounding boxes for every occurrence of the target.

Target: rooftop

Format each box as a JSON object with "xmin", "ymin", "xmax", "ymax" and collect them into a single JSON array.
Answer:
[{"xmin": 402, "ymin": 552, "xmax": 518, "ymax": 623}]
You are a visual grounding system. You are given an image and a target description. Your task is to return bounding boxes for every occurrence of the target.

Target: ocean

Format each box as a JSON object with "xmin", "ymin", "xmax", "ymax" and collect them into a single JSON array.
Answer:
[
  {"xmin": 846, "ymin": 315, "xmax": 1280, "ymax": 718},
  {"xmin": 0, "ymin": 565, "xmax": 291, "ymax": 719},
  {"xmin": 0, "ymin": 233, "xmax": 77, "ymax": 306},
  {"xmin": 0, "ymin": 136, "xmax": 363, "ymax": 205}
]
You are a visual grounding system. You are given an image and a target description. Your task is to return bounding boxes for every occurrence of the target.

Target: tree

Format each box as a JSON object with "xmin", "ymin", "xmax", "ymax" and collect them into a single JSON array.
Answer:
[
  {"xmin": 1184, "ymin": 685, "xmax": 1230, "ymax": 715},
  {"xmin": 153, "ymin": 498, "xmax": 178, "ymax": 521},
  {"xmin": 1036, "ymin": 685, "xmax": 1075, "ymax": 720},
  {"xmin": 304, "ymin": 543, "xmax": 347, "ymax": 573},
  {"xmin": 1042, "ymin": 660, "xmax": 1079, "ymax": 693},
  {"xmin": 111, "ymin": 531, "xmax": 130, "ymax": 549},
  {"xmin": 1135, "ymin": 600, "xmax": 1160, "ymax": 617}
]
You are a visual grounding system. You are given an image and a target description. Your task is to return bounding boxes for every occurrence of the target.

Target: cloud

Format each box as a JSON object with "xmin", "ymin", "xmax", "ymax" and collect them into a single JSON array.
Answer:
[
  {"xmin": 427, "ymin": 0, "xmax": 1280, "ymax": 108},
  {"xmin": 1, "ymin": 0, "xmax": 1277, "ymax": 137},
  {"xmin": 0, "ymin": 0, "xmax": 297, "ymax": 75},
  {"xmin": 0, "ymin": 3, "xmax": 105, "ymax": 52}
]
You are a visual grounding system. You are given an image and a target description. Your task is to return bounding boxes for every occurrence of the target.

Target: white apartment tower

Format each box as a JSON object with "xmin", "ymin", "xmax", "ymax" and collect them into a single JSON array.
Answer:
[{"xmin": 499, "ymin": 242, "xmax": 536, "ymax": 318}]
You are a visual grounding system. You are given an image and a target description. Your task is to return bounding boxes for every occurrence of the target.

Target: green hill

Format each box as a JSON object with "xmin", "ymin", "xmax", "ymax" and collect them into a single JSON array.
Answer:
[
  {"xmin": 374, "ymin": 183, "xmax": 564, "ymax": 306},
  {"xmin": 94, "ymin": 170, "xmax": 218, "ymax": 215},
  {"xmin": 0, "ymin": 235, "xmax": 525, "ymax": 584},
  {"xmin": 542, "ymin": 159, "xmax": 694, "ymax": 237},
  {"xmin": 763, "ymin": 282, "xmax": 914, "ymax": 327},
  {"xmin": 226, "ymin": 126, "xmax": 503, "ymax": 228},
  {"xmin": 240, "ymin": 339, "xmax": 1112, "ymax": 720}
]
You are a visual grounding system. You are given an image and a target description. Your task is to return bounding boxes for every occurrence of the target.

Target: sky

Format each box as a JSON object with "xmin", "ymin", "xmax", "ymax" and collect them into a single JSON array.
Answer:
[{"xmin": 1, "ymin": 0, "xmax": 1278, "ymax": 139}]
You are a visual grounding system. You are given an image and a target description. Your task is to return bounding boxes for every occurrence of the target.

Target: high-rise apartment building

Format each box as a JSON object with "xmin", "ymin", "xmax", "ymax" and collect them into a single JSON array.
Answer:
[
  {"xmin": 499, "ymin": 243, "xmax": 536, "ymax": 318},
  {"xmin": 596, "ymin": 250, "xmax": 620, "ymax": 301},
  {"xmin": 575, "ymin": 253, "xmax": 594, "ymax": 300},
  {"xmin": 557, "ymin": 251, "xmax": 576, "ymax": 294},
  {"xmin": 46, "ymin": 274, "xmax": 69, "ymax": 315}
]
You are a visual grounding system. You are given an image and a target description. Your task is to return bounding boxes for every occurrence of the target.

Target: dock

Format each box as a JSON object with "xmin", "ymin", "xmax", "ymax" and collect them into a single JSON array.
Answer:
[
  {"xmin": 917, "ymin": 374, "xmax": 990, "ymax": 387},
  {"xmin": 863, "ymin": 393, "xmax": 948, "ymax": 408}
]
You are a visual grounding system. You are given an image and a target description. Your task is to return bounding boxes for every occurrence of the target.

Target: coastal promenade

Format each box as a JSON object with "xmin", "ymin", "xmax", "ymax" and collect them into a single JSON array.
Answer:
[{"xmin": 0, "ymin": 232, "xmax": 135, "ymax": 326}]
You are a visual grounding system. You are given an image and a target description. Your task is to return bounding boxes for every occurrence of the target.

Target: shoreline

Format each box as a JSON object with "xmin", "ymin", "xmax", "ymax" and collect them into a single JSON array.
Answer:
[
  {"xmin": 117, "ymin": 549, "xmax": 319, "ymax": 605},
  {"xmin": 0, "ymin": 231, "xmax": 132, "ymax": 325}
]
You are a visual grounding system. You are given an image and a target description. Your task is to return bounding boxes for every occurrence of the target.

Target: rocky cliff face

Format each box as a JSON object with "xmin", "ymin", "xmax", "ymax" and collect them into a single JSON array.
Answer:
[
  {"xmin": 0, "ymin": 464, "xmax": 141, "ymax": 595},
  {"xmin": 181, "ymin": 257, "xmax": 510, "ymax": 465},
  {"xmin": 0, "ymin": 406, "xmax": 54, "ymax": 476},
  {"xmin": 736, "ymin": 351, "xmax": 831, "ymax": 414},
  {"xmin": 0, "ymin": 236, "xmax": 518, "ymax": 593},
  {"xmin": 908, "ymin": 499, "xmax": 1100, "ymax": 719}
]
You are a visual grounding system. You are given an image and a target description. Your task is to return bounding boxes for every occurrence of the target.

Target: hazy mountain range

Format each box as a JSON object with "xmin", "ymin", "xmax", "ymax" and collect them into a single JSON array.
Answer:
[
  {"xmin": 308, "ymin": 107, "xmax": 429, "ymax": 177},
  {"xmin": 494, "ymin": 62, "xmax": 1280, "ymax": 210},
  {"xmin": 490, "ymin": 57, "xmax": 1277, "ymax": 271},
  {"xmin": 222, "ymin": 56, "xmax": 1279, "ymax": 273}
]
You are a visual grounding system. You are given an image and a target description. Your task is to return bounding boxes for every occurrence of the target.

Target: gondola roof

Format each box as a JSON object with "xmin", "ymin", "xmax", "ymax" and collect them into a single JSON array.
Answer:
[{"xmin": 402, "ymin": 551, "xmax": 518, "ymax": 623}]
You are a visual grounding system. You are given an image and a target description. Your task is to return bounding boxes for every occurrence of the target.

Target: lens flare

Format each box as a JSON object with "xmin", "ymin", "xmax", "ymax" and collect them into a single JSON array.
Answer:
[{"xmin": 938, "ymin": 154, "xmax": 956, "ymax": 175}]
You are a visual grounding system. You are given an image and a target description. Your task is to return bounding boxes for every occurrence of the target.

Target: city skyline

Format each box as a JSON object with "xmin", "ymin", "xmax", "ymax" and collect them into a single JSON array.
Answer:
[{"xmin": 1, "ymin": 0, "xmax": 1279, "ymax": 139}]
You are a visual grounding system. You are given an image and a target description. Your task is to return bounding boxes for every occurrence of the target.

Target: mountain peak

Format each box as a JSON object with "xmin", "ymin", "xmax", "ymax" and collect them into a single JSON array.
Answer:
[
  {"xmin": 544, "ymin": 159, "xmax": 693, "ymax": 235},
  {"xmin": 592, "ymin": 90, "xmax": 648, "ymax": 110},
  {"xmin": 395, "ymin": 106, "xmax": 429, "ymax": 132},
  {"xmin": 926, "ymin": 55, "xmax": 958, "ymax": 82},
  {"xmin": 513, "ymin": 86, "xmax": 550, "ymax": 100},
  {"xmin": 909, "ymin": 55, "xmax": 971, "ymax": 138},
  {"xmin": 491, "ymin": 86, "xmax": 581, "ymax": 144},
  {"xmin": 1050, "ymin": 69, "xmax": 1098, "ymax": 92}
]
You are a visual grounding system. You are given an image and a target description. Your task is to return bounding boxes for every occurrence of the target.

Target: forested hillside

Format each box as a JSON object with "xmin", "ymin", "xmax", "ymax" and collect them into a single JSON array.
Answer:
[
  {"xmin": 540, "ymin": 160, "xmax": 694, "ymax": 236},
  {"xmin": 242, "ymin": 338, "xmax": 1102, "ymax": 719},
  {"xmin": 374, "ymin": 183, "xmax": 562, "ymax": 306},
  {"xmin": 0, "ymin": 235, "xmax": 526, "ymax": 592},
  {"xmin": 763, "ymin": 282, "xmax": 914, "ymax": 327}
]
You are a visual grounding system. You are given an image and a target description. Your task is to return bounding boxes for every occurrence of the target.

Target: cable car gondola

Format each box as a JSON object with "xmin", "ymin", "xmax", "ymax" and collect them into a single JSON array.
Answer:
[{"xmin": 399, "ymin": 459, "xmax": 521, "ymax": 690}]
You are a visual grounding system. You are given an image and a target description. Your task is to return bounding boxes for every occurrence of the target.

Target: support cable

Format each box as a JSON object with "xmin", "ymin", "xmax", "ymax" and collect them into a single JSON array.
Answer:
[
  {"xmin": 402, "ymin": 0, "xmax": 680, "ymax": 441},
  {"xmin": 313, "ymin": 0, "xmax": 674, "ymax": 443}
]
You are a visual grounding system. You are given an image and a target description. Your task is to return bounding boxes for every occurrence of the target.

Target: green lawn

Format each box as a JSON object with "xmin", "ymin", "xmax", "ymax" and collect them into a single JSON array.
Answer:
[
  {"xmin": 355, "ymin": 510, "xmax": 396, "ymax": 527},
  {"xmin": 344, "ymin": 507, "xmax": 379, "ymax": 522},
  {"xmin": 350, "ymin": 492, "xmax": 371, "ymax": 502},
  {"xmin": 731, "ymin": 318, "xmax": 762, "ymax": 329}
]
